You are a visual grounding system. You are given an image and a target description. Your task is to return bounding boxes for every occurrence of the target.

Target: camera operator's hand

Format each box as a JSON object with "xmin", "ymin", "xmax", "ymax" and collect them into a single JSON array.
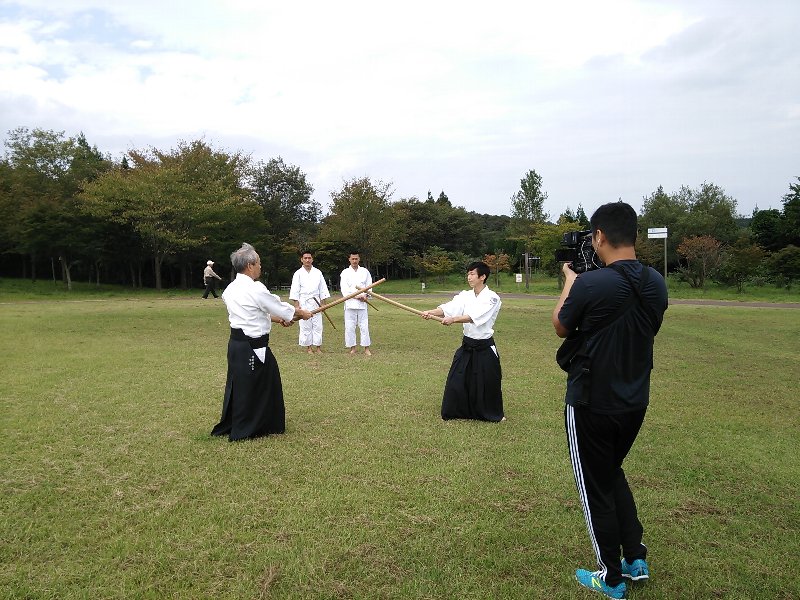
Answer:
[{"xmin": 562, "ymin": 261, "xmax": 579, "ymax": 284}]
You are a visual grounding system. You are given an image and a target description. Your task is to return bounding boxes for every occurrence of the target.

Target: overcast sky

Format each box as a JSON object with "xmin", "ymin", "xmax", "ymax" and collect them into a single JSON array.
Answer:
[{"xmin": 1, "ymin": 0, "xmax": 798, "ymax": 220}]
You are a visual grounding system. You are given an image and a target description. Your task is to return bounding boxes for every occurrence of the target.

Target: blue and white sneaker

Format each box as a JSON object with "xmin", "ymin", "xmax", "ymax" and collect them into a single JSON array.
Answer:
[
  {"xmin": 621, "ymin": 558, "xmax": 650, "ymax": 581},
  {"xmin": 575, "ymin": 569, "xmax": 627, "ymax": 599}
]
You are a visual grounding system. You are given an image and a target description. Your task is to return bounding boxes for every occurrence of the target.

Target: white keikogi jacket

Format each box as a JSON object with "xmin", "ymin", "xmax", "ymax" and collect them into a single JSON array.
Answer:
[
  {"xmin": 439, "ymin": 287, "xmax": 502, "ymax": 340},
  {"xmin": 339, "ymin": 266, "xmax": 373, "ymax": 310},
  {"xmin": 289, "ymin": 266, "xmax": 330, "ymax": 307}
]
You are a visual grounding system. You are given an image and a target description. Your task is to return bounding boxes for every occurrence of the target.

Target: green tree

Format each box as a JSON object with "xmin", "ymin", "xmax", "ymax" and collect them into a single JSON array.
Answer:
[
  {"xmin": 509, "ymin": 169, "xmax": 550, "ymax": 266},
  {"xmin": 414, "ymin": 246, "xmax": 456, "ymax": 283},
  {"xmin": 639, "ymin": 183, "xmax": 739, "ymax": 272},
  {"xmin": 82, "ymin": 140, "xmax": 258, "ymax": 290},
  {"xmin": 476, "ymin": 213, "xmax": 514, "ymax": 259},
  {"xmin": 781, "ymin": 177, "xmax": 800, "ymax": 246},
  {"xmin": 2, "ymin": 127, "xmax": 111, "ymax": 288},
  {"xmin": 510, "ymin": 169, "xmax": 549, "ymax": 226},
  {"xmin": 575, "ymin": 204, "xmax": 590, "ymax": 228},
  {"xmin": 635, "ymin": 236, "xmax": 666, "ymax": 273},
  {"xmin": 676, "ymin": 235, "xmax": 723, "ymax": 289},
  {"xmin": 767, "ymin": 244, "xmax": 800, "ymax": 289},
  {"xmin": 558, "ymin": 204, "xmax": 590, "ymax": 229},
  {"xmin": 530, "ymin": 221, "xmax": 578, "ymax": 275},
  {"xmin": 483, "ymin": 252, "xmax": 511, "ymax": 287},
  {"xmin": 392, "ymin": 198, "xmax": 440, "ymax": 261},
  {"xmin": 248, "ymin": 157, "xmax": 319, "ymax": 285},
  {"xmin": 638, "ymin": 185, "xmax": 689, "ymax": 270},
  {"xmin": 683, "ymin": 182, "xmax": 739, "ymax": 243},
  {"xmin": 750, "ymin": 208, "xmax": 785, "ymax": 252},
  {"xmin": 718, "ymin": 233, "xmax": 766, "ymax": 292},
  {"xmin": 392, "ymin": 197, "xmax": 485, "ymax": 278},
  {"xmin": 319, "ymin": 177, "xmax": 400, "ymax": 274},
  {"xmin": 558, "ymin": 207, "xmax": 576, "ymax": 224}
]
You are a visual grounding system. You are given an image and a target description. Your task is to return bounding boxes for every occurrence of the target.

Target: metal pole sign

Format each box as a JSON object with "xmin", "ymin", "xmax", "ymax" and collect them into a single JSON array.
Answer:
[
  {"xmin": 524, "ymin": 252, "xmax": 530, "ymax": 291},
  {"xmin": 647, "ymin": 228, "xmax": 668, "ymax": 277}
]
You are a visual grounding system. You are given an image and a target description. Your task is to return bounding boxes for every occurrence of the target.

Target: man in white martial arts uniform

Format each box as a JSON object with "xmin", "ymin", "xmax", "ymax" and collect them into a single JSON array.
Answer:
[
  {"xmin": 421, "ymin": 261, "xmax": 504, "ymax": 421},
  {"xmin": 289, "ymin": 250, "xmax": 331, "ymax": 354},
  {"xmin": 339, "ymin": 251, "xmax": 373, "ymax": 356},
  {"xmin": 211, "ymin": 242, "xmax": 312, "ymax": 441}
]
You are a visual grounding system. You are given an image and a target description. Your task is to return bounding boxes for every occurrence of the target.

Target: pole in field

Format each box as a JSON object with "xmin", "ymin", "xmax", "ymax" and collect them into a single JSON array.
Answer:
[{"xmin": 647, "ymin": 227, "xmax": 668, "ymax": 278}]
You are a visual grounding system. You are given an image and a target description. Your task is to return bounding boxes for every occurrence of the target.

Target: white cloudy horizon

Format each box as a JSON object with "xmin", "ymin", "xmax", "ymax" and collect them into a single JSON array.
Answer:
[{"xmin": 1, "ymin": 0, "xmax": 798, "ymax": 220}]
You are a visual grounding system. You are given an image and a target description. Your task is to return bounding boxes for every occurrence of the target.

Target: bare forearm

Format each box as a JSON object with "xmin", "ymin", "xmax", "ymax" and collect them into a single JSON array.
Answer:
[{"xmin": 552, "ymin": 265, "xmax": 577, "ymax": 337}]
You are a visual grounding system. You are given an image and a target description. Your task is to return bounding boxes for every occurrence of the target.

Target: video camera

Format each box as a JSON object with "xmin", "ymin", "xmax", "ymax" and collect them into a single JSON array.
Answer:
[{"xmin": 554, "ymin": 230, "xmax": 604, "ymax": 273}]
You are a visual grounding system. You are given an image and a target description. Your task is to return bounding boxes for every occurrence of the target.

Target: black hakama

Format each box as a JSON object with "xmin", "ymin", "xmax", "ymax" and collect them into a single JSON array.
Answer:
[
  {"xmin": 211, "ymin": 329, "xmax": 285, "ymax": 441},
  {"xmin": 441, "ymin": 336, "xmax": 504, "ymax": 422}
]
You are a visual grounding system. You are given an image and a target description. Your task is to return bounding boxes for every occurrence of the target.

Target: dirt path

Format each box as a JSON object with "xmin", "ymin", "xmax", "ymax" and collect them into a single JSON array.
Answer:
[{"xmin": 387, "ymin": 293, "xmax": 800, "ymax": 309}]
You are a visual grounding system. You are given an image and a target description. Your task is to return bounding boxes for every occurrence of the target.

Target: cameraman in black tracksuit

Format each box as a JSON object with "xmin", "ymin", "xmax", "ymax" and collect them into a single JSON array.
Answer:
[{"xmin": 552, "ymin": 202, "xmax": 668, "ymax": 599}]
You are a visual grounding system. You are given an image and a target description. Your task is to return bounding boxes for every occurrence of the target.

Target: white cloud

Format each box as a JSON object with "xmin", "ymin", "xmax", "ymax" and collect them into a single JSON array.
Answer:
[{"xmin": 1, "ymin": 0, "xmax": 798, "ymax": 217}]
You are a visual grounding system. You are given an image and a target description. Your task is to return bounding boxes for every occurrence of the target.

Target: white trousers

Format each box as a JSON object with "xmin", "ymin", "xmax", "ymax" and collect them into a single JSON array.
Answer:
[
  {"xmin": 344, "ymin": 308, "xmax": 370, "ymax": 347},
  {"xmin": 298, "ymin": 298, "xmax": 324, "ymax": 347}
]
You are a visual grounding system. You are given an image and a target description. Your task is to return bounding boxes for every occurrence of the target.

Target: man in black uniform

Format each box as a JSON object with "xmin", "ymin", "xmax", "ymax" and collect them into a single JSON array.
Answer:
[{"xmin": 552, "ymin": 202, "xmax": 668, "ymax": 599}]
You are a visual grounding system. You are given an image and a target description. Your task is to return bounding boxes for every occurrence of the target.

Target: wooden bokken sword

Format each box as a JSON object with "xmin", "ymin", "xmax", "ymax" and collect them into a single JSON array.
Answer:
[
  {"xmin": 312, "ymin": 297, "xmax": 337, "ymax": 329},
  {"xmin": 356, "ymin": 287, "xmax": 444, "ymax": 322},
  {"xmin": 303, "ymin": 278, "xmax": 386, "ymax": 318}
]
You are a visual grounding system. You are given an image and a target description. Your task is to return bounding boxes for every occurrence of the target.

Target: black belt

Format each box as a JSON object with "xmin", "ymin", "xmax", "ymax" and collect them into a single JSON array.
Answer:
[
  {"xmin": 461, "ymin": 336, "xmax": 495, "ymax": 351},
  {"xmin": 230, "ymin": 328, "xmax": 270, "ymax": 349}
]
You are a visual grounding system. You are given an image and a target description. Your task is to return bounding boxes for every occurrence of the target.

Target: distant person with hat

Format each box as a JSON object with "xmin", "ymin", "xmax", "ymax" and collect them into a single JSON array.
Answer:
[{"xmin": 202, "ymin": 260, "xmax": 223, "ymax": 299}]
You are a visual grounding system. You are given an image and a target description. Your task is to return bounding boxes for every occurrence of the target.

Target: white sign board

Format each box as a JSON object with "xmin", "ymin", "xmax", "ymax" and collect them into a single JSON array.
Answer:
[
  {"xmin": 515, "ymin": 273, "xmax": 523, "ymax": 283},
  {"xmin": 648, "ymin": 227, "xmax": 668, "ymax": 239}
]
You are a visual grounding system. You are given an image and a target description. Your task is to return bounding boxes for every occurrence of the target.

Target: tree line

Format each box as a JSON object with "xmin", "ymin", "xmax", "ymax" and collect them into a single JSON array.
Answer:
[{"xmin": 1, "ymin": 127, "xmax": 798, "ymax": 291}]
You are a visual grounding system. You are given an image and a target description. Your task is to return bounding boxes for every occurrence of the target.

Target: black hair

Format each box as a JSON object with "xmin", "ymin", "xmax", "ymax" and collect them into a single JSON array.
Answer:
[
  {"xmin": 467, "ymin": 261, "xmax": 490, "ymax": 281},
  {"xmin": 590, "ymin": 201, "xmax": 638, "ymax": 247},
  {"xmin": 300, "ymin": 249, "xmax": 313, "ymax": 257},
  {"xmin": 348, "ymin": 251, "xmax": 360, "ymax": 257}
]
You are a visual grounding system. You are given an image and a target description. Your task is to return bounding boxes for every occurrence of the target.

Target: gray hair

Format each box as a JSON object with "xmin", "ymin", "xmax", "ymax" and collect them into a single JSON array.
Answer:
[{"xmin": 231, "ymin": 242, "xmax": 259, "ymax": 273}]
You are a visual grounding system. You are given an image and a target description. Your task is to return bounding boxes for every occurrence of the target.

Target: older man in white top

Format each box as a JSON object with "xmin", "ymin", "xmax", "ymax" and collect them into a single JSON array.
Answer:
[
  {"xmin": 422, "ymin": 261, "xmax": 504, "ymax": 421},
  {"xmin": 339, "ymin": 251, "xmax": 373, "ymax": 356},
  {"xmin": 211, "ymin": 242, "xmax": 312, "ymax": 441},
  {"xmin": 289, "ymin": 250, "xmax": 331, "ymax": 354}
]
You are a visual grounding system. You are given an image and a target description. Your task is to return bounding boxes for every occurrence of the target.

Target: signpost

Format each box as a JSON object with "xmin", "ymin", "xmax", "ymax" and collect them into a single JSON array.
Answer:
[{"xmin": 647, "ymin": 227, "xmax": 668, "ymax": 277}]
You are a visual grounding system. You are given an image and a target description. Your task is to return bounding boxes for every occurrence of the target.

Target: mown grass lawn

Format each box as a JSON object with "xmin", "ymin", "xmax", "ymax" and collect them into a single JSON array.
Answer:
[{"xmin": 1, "ymin": 292, "xmax": 798, "ymax": 599}]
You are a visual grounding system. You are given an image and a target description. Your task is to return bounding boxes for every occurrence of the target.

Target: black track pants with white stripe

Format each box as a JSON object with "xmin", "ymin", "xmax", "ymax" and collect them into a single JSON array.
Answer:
[{"xmin": 565, "ymin": 404, "xmax": 648, "ymax": 587}]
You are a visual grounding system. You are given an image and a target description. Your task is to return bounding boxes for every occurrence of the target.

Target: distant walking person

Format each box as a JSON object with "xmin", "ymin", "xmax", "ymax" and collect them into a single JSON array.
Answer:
[
  {"xmin": 211, "ymin": 243, "xmax": 312, "ymax": 441},
  {"xmin": 339, "ymin": 251, "xmax": 373, "ymax": 356},
  {"xmin": 421, "ymin": 261, "xmax": 504, "ymax": 422},
  {"xmin": 202, "ymin": 260, "xmax": 223, "ymax": 299},
  {"xmin": 289, "ymin": 250, "xmax": 331, "ymax": 354},
  {"xmin": 552, "ymin": 202, "xmax": 668, "ymax": 598}
]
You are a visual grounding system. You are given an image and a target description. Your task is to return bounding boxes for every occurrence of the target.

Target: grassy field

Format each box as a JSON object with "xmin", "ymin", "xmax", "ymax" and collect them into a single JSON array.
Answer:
[
  {"xmin": 1, "ymin": 289, "xmax": 798, "ymax": 599},
  {"xmin": 3, "ymin": 272, "xmax": 800, "ymax": 302}
]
